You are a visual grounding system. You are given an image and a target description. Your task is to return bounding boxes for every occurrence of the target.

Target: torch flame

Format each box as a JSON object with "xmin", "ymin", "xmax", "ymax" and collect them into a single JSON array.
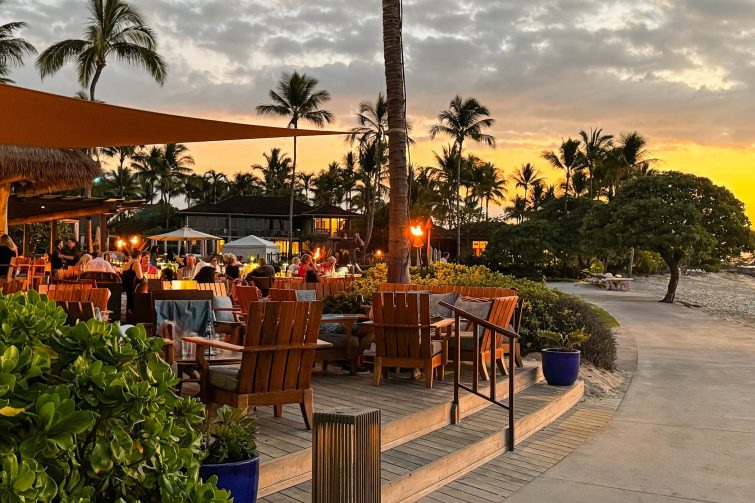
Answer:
[
  {"xmin": 313, "ymin": 248, "xmax": 321, "ymax": 261},
  {"xmin": 410, "ymin": 225, "xmax": 423, "ymax": 237}
]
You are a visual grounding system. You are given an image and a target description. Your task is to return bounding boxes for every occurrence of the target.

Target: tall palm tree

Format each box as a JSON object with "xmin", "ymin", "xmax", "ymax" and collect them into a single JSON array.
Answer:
[
  {"xmin": 512, "ymin": 163, "xmax": 543, "ymax": 202},
  {"xmin": 341, "ymin": 151, "xmax": 358, "ymax": 209},
  {"xmin": 430, "ymin": 96, "xmax": 495, "ymax": 259},
  {"xmin": 257, "ymin": 71, "xmax": 334, "ymax": 257},
  {"xmin": 579, "ymin": 127, "xmax": 613, "ymax": 198},
  {"xmin": 297, "ymin": 171, "xmax": 315, "ymax": 202},
  {"xmin": 504, "ymin": 196, "xmax": 528, "ymax": 223},
  {"xmin": 202, "ymin": 169, "xmax": 228, "ymax": 203},
  {"xmin": 0, "ymin": 2, "xmax": 36, "ymax": 84},
  {"xmin": 570, "ymin": 170, "xmax": 589, "ymax": 197},
  {"xmin": 130, "ymin": 145, "xmax": 161, "ymax": 203},
  {"xmin": 252, "ymin": 148, "xmax": 293, "ymax": 196},
  {"xmin": 542, "ymin": 138, "xmax": 583, "ymax": 210},
  {"xmin": 36, "ymin": 0, "xmax": 166, "ymax": 102},
  {"xmin": 100, "ymin": 165, "xmax": 138, "ymax": 198},
  {"xmin": 312, "ymin": 162, "xmax": 346, "ymax": 206},
  {"xmin": 472, "ymin": 161, "xmax": 506, "ymax": 220},
  {"xmin": 228, "ymin": 172, "xmax": 260, "ymax": 197}
]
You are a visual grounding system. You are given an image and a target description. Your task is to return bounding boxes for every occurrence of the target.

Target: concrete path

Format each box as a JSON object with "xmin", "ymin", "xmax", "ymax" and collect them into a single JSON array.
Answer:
[{"xmin": 506, "ymin": 283, "xmax": 755, "ymax": 503}]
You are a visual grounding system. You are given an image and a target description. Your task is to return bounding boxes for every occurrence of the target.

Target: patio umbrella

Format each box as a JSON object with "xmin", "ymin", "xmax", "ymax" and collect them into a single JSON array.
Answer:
[{"xmin": 0, "ymin": 145, "xmax": 101, "ymax": 232}]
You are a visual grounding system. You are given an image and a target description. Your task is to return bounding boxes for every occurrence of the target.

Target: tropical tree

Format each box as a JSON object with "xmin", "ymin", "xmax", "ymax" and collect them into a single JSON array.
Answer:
[
  {"xmin": 542, "ymin": 138, "xmax": 583, "ymax": 210},
  {"xmin": 512, "ymin": 163, "xmax": 543, "ymax": 202},
  {"xmin": 430, "ymin": 96, "xmax": 495, "ymax": 259},
  {"xmin": 584, "ymin": 172, "xmax": 753, "ymax": 302},
  {"xmin": 36, "ymin": 0, "xmax": 166, "ymax": 102},
  {"xmin": 130, "ymin": 145, "xmax": 161, "ymax": 203},
  {"xmin": 0, "ymin": 2, "xmax": 36, "ymax": 83},
  {"xmin": 341, "ymin": 151, "xmax": 358, "ymax": 209},
  {"xmin": 296, "ymin": 171, "xmax": 315, "ymax": 202},
  {"xmin": 257, "ymin": 71, "xmax": 334, "ymax": 256},
  {"xmin": 252, "ymin": 148, "xmax": 292, "ymax": 197},
  {"xmin": 570, "ymin": 170, "xmax": 589, "ymax": 197},
  {"xmin": 579, "ymin": 128, "xmax": 613, "ymax": 198},
  {"xmin": 228, "ymin": 172, "xmax": 260, "ymax": 197},
  {"xmin": 202, "ymin": 169, "xmax": 228, "ymax": 204},
  {"xmin": 597, "ymin": 131, "xmax": 657, "ymax": 199},
  {"xmin": 100, "ymin": 146, "xmax": 139, "ymax": 198},
  {"xmin": 312, "ymin": 162, "xmax": 346, "ymax": 206},
  {"xmin": 354, "ymin": 140, "xmax": 388, "ymax": 247},
  {"xmin": 472, "ymin": 161, "xmax": 506, "ymax": 220}
]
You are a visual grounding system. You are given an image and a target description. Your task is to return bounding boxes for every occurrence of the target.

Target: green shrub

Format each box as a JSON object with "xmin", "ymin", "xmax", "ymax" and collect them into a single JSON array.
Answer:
[
  {"xmin": 633, "ymin": 250, "xmax": 665, "ymax": 275},
  {"xmin": 547, "ymin": 295, "xmax": 617, "ymax": 370},
  {"xmin": 0, "ymin": 290, "xmax": 230, "ymax": 502},
  {"xmin": 322, "ymin": 292, "xmax": 365, "ymax": 315},
  {"xmin": 203, "ymin": 405, "xmax": 257, "ymax": 465}
]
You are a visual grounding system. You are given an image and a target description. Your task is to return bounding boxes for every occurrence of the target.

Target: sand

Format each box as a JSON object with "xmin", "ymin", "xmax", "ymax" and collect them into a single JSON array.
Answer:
[{"xmin": 629, "ymin": 271, "xmax": 755, "ymax": 327}]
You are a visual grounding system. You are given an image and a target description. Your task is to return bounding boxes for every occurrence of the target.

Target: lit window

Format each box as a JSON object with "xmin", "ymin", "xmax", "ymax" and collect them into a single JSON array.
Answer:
[{"xmin": 472, "ymin": 240, "xmax": 488, "ymax": 257}]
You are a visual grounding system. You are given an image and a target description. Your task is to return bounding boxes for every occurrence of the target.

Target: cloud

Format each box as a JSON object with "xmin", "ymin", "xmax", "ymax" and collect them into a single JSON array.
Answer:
[{"xmin": 2, "ymin": 0, "xmax": 755, "ymax": 149}]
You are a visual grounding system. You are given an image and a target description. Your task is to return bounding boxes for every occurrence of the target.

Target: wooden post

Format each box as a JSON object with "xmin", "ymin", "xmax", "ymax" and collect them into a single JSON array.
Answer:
[
  {"xmin": 50, "ymin": 220, "xmax": 57, "ymax": 253},
  {"xmin": 0, "ymin": 184, "xmax": 10, "ymax": 234},
  {"xmin": 86, "ymin": 217, "xmax": 93, "ymax": 253},
  {"xmin": 99, "ymin": 214, "xmax": 108, "ymax": 252},
  {"xmin": 22, "ymin": 224, "xmax": 29, "ymax": 256}
]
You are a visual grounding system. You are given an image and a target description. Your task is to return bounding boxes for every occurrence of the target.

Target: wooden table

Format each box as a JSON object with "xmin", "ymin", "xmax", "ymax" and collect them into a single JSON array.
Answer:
[{"xmin": 320, "ymin": 313, "xmax": 368, "ymax": 338}]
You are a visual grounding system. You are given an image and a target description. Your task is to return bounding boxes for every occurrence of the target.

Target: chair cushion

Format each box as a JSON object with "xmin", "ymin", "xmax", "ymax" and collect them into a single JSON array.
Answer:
[
  {"xmin": 212, "ymin": 295, "xmax": 236, "ymax": 323},
  {"xmin": 320, "ymin": 323, "xmax": 345, "ymax": 334},
  {"xmin": 430, "ymin": 340, "xmax": 443, "ymax": 356},
  {"xmin": 295, "ymin": 289, "xmax": 317, "ymax": 301},
  {"xmin": 449, "ymin": 332, "xmax": 480, "ymax": 351},
  {"xmin": 453, "ymin": 296, "xmax": 493, "ymax": 323},
  {"xmin": 429, "ymin": 292, "xmax": 459, "ymax": 318},
  {"xmin": 209, "ymin": 365, "xmax": 241, "ymax": 392}
]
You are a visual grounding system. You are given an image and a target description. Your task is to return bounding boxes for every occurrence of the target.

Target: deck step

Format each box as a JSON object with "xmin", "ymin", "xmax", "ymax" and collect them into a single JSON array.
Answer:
[
  {"xmin": 261, "ymin": 381, "xmax": 584, "ymax": 502},
  {"xmin": 258, "ymin": 364, "xmax": 543, "ymax": 497}
]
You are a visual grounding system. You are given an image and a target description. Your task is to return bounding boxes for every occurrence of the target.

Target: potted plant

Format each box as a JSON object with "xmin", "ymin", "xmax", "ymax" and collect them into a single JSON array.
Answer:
[
  {"xmin": 200, "ymin": 405, "xmax": 259, "ymax": 503},
  {"xmin": 538, "ymin": 329, "xmax": 590, "ymax": 386}
]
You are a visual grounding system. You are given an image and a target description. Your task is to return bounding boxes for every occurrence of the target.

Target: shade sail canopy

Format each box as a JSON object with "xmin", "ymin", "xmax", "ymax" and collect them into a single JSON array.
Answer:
[
  {"xmin": 0, "ymin": 146, "xmax": 101, "ymax": 194},
  {"xmin": 1, "ymin": 85, "xmax": 345, "ymax": 148},
  {"xmin": 222, "ymin": 235, "xmax": 280, "ymax": 258},
  {"xmin": 149, "ymin": 227, "xmax": 220, "ymax": 241}
]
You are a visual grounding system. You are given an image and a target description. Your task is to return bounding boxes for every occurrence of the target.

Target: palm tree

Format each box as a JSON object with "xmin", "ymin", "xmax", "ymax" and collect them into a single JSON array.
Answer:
[
  {"xmin": 202, "ymin": 169, "xmax": 228, "ymax": 203},
  {"xmin": 100, "ymin": 165, "xmax": 138, "ymax": 198},
  {"xmin": 570, "ymin": 170, "xmax": 589, "ymax": 197},
  {"xmin": 257, "ymin": 71, "xmax": 334, "ymax": 257},
  {"xmin": 430, "ymin": 96, "xmax": 495, "ymax": 259},
  {"xmin": 504, "ymin": 196, "xmax": 528, "ymax": 223},
  {"xmin": 131, "ymin": 145, "xmax": 161, "ymax": 203},
  {"xmin": 0, "ymin": 2, "xmax": 36, "ymax": 84},
  {"xmin": 252, "ymin": 148, "xmax": 293, "ymax": 196},
  {"xmin": 512, "ymin": 163, "xmax": 543, "ymax": 202},
  {"xmin": 312, "ymin": 162, "xmax": 346, "ymax": 206},
  {"xmin": 472, "ymin": 161, "xmax": 506, "ymax": 220},
  {"xmin": 36, "ymin": 0, "xmax": 166, "ymax": 102},
  {"xmin": 297, "ymin": 171, "xmax": 315, "ymax": 202},
  {"xmin": 341, "ymin": 151, "xmax": 358, "ymax": 209},
  {"xmin": 579, "ymin": 128, "xmax": 613, "ymax": 198},
  {"xmin": 542, "ymin": 138, "xmax": 583, "ymax": 210},
  {"xmin": 228, "ymin": 172, "xmax": 260, "ymax": 197}
]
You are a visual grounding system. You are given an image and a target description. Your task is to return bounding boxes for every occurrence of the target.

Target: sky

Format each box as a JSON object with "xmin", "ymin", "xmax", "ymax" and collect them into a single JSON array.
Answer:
[{"xmin": 3, "ymin": 0, "xmax": 755, "ymax": 221}]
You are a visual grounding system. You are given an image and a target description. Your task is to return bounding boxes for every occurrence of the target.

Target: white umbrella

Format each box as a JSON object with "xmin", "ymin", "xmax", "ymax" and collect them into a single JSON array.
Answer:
[
  {"xmin": 148, "ymin": 226, "xmax": 221, "ymax": 256},
  {"xmin": 222, "ymin": 234, "xmax": 281, "ymax": 261}
]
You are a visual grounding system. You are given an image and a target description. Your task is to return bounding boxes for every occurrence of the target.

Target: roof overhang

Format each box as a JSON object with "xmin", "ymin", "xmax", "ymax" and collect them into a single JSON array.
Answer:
[{"xmin": 8, "ymin": 195, "xmax": 143, "ymax": 226}]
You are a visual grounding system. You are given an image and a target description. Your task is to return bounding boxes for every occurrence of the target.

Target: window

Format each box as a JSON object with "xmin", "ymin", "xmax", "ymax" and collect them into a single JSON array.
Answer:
[
  {"xmin": 314, "ymin": 218, "xmax": 346, "ymax": 236},
  {"xmin": 472, "ymin": 240, "xmax": 488, "ymax": 257},
  {"xmin": 273, "ymin": 240, "xmax": 300, "ymax": 256}
]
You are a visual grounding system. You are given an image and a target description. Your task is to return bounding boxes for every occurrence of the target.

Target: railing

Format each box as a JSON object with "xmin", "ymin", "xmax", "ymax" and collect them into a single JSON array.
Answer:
[{"xmin": 439, "ymin": 301, "xmax": 520, "ymax": 451}]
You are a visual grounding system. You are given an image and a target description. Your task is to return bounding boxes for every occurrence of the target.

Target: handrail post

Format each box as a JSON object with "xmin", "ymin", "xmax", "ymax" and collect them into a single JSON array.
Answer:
[
  {"xmin": 490, "ymin": 327, "xmax": 496, "ymax": 403},
  {"xmin": 472, "ymin": 321, "xmax": 479, "ymax": 393},
  {"xmin": 508, "ymin": 334, "xmax": 515, "ymax": 451},
  {"xmin": 451, "ymin": 313, "xmax": 461, "ymax": 424}
]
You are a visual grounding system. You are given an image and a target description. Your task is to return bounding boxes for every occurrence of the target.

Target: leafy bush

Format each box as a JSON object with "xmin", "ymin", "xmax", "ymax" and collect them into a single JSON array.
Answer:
[
  {"xmin": 632, "ymin": 250, "xmax": 665, "ymax": 275},
  {"xmin": 355, "ymin": 263, "xmax": 617, "ymax": 370},
  {"xmin": 322, "ymin": 291, "xmax": 365, "ymax": 315},
  {"xmin": 538, "ymin": 329, "xmax": 589, "ymax": 352},
  {"xmin": 203, "ymin": 405, "xmax": 257, "ymax": 465},
  {"xmin": 0, "ymin": 290, "xmax": 230, "ymax": 502}
]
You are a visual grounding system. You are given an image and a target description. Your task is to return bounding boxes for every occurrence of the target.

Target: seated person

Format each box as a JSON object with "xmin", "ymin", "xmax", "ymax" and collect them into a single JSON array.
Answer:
[
  {"xmin": 288, "ymin": 256, "xmax": 300, "ymax": 277},
  {"xmin": 194, "ymin": 265, "xmax": 217, "ymax": 284},
  {"xmin": 78, "ymin": 254, "xmax": 93, "ymax": 270},
  {"xmin": 319, "ymin": 256, "xmax": 338, "ymax": 276},
  {"xmin": 177, "ymin": 254, "xmax": 197, "ymax": 279},
  {"xmin": 140, "ymin": 251, "xmax": 158, "ymax": 275},
  {"xmin": 210, "ymin": 255, "xmax": 222, "ymax": 274},
  {"xmin": 298, "ymin": 254, "xmax": 319, "ymax": 283},
  {"xmin": 249, "ymin": 257, "xmax": 275, "ymax": 278},
  {"xmin": 160, "ymin": 267, "xmax": 176, "ymax": 281},
  {"xmin": 223, "ymin": 253, "xmax": 241, "ymax": 279},
  {"xmin": 85, "ymin": 252, "xmax": 116, "ymax": 273}
]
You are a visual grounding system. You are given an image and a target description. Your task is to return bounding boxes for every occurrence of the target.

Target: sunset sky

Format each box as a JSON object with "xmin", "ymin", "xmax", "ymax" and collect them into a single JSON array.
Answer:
[{"xmin": 4, "ymin": 0, "xmax": 754, "ymax": 221}]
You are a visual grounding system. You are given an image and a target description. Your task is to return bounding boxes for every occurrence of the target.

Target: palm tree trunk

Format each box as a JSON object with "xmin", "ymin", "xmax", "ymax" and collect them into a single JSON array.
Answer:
[
  {"xmin": 288, "ymin": 133, "xmax": 297, "ymax": 258},
  {"xmin": 89, "ymin": 64, "xmax": 104, "ymax": 102},
  {"xmin": 382, "ymin": 0, "xmax": 410, "ymax": 283},
  {"xmin": 456, "ymin": 140, "xmax": 463, "ymax": 261}
]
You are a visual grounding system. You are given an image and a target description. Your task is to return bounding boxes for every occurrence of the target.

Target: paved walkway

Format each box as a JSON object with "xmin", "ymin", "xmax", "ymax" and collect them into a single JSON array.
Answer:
[{"xmin": 506, "ymin": 283, "xmax": 755, "ymax": 503}]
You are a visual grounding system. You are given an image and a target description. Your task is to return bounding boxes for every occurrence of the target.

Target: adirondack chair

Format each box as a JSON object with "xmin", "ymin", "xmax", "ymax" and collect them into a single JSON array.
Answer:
[
  {"xmin": 0, "ymin": 279, "xmax": 26, "ymax": 294},
  {"xmin": 55, "ymin": 266, "xmax": 81, "ymax": 283},
  {"xmin": 59, "ymin": 301, "xmax": 96, "ymax": 324},
  {"xmin": 449, "ymin": 296, "xmax": 519, "ymax": 380},
  {"xmin": 268, "ymin": 288, "xmax": 297, "ymax": 301},
  {"xmin": 46, "ymin": 283, "xmax": 93, "ymax": 301},
  {"xmin": 7, "ymin": 256, "xmax": 30, "ymax": 280},
  {"xmin": 82, "ymin": 287, "xmax": 111, "ymax": 313},
  {"xmin": 197, "ymin": 282, "xmax": 228, "ymax": 297},
  {"xmin": 372, "ymin": 292, "xmax": 447, "ymax": 389},
  {"xmin": 248, "ymin": 276, "xmax": 273, "ymax": 296},
  {"xmin": 185, "ymin": 300, "xmax": 323, "ymax": 429},
  {"xmin": 234, "ymin": 286, "xmax": 261, "ymax": 320}
]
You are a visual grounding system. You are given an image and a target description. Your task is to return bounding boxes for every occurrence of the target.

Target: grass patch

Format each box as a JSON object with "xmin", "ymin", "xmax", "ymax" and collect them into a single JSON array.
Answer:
[{"xmin": 590, "ymin": 303, "xmax": 620, "ymax": 328}]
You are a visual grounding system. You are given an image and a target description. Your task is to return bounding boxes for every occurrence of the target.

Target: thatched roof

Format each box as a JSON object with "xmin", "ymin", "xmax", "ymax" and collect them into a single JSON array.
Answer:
[{"xmin": 0, "ymin": 145, "xmax": 101, "ymax": 195}]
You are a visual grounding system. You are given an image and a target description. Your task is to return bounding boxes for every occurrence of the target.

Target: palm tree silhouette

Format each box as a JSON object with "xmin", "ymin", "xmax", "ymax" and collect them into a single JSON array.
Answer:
[
  {"xmin": 512, "ymin": 163, "xmax": 544, "ymax": 202},
  {"xmin": 542, "ymin": 138, "xmax": 583, "ymax": 210},
  {"xmin": 0, "ymin": 2, "xmax": 36, "ymax": 84},
  {"xmin": 257, "ymin": 71, "xmax": 334, "ymax": 257}
]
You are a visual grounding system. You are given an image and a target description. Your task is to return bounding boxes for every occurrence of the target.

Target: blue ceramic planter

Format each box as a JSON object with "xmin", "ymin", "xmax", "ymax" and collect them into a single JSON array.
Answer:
[
  {"xmin": 200, "ymin": 455, "xmax": 259, "ymax": 503},
  {"xmin": 541, "ymin": 349, "xmax": 581, "ymax": 386}
]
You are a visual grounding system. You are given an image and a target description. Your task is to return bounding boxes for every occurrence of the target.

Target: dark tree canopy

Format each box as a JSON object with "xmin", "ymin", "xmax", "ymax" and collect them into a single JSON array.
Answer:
[{"xmin": 583, "ymin": 171, "xmax": 754, "ymax": 302}]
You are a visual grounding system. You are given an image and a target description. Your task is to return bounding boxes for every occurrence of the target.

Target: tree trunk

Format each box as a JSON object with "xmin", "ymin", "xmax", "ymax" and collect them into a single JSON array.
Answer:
[
  {"xmin": 289, "ymin": 133, "xmax": 297, "ymax": 259},
  {"xmin": 0, "ymin": 183, "xmax": 10, "ymax": 234},
  {"xmin": 382, "ymin": 0, "xmax": 411, "ymax": 283},
  {"xmin": 456, "ymin": 139, "xmax": 463, "ymax": 261},
  {"xmin": 89, "ymin": 64, "xmax": 104, "ymax": 102},
  {"xmin": 662, "ymin": 255, "xmax": 680, "ymax": 303}
]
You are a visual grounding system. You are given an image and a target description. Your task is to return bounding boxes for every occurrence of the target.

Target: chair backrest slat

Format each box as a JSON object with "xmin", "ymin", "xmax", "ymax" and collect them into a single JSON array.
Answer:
[
  {"xmin": 268, "ymin": 288, "xmax": 297, "ymax": 301},
  {"xmin": 372, "ymin": 292, "xmax": 431, "ymax": 359}
]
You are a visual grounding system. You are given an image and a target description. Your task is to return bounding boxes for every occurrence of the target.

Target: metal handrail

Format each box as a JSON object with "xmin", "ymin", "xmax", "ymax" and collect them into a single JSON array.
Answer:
[{"xmin": 438, "ymin": 300, "xmax": 518, "ymax": 451}]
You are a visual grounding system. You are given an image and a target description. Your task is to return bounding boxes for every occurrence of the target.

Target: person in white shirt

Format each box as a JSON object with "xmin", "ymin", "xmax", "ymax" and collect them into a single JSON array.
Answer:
[
  {"xmin": 288, "ymin": 256, "xmax": 300, "ymax": 277},
  {"xmin": 177, "ymin": 254, "xmax": 197, "ymax": 279},
  {"xmin": 85, "ymin": 253, "xmax": 116, "ymax": 273}
]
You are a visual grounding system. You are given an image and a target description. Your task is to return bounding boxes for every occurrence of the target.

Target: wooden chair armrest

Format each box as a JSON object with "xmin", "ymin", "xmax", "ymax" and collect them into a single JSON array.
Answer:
[
  {"xmin": 213, "ymin": 307, "xmax": 241, "ymax": 312},
  {"xmin": 182, "ymin": 336, "xmax": 318, "ymax": 353},
  {"xmin": 183, "ymin": 336, "xmax": 243, "ymax": 352}
]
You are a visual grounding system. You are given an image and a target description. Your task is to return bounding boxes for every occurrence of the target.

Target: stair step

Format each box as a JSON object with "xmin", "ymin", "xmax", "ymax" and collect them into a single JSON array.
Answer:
[
  {"xmin": 258, "ymin": 364, "xmax": 543, "ymax": 497},
  {"xmin": 261, "ymin": 381, "xmax": 584, "ymax": 502}
]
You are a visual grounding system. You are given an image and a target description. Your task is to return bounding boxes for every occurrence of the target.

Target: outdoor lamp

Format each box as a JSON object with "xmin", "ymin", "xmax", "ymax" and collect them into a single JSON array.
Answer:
[{"xmin": 410, "ymin": 225, "xmax": 425, "ymax": 248}]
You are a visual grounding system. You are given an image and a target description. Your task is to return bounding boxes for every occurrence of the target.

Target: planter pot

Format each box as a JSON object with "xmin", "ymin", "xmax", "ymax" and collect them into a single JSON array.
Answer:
[
  {"xmin": 541, "ymin": 349, "xmax": 581, "ymax": 386},
  {"xmin": 200, "ymin": 455, "xmax": 259, "ymax": 503}
]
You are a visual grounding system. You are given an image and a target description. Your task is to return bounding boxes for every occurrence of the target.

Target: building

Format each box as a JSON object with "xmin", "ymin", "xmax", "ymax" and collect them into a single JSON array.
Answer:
[{"xmin": 178, "ymin": 196, "xmax": 361, "ymax": 255}]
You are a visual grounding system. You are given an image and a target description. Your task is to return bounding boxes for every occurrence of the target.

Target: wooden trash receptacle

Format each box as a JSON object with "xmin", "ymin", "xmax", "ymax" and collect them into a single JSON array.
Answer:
[{"xmin": 312, "ymin": 408, "xmax": 380, "ymax": 503}]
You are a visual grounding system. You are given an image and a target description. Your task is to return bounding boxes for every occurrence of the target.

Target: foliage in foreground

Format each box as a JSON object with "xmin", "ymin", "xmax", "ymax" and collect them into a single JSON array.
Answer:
[
  {"xmin": 0, "ymin": 291, "xmax": 230, "ymax": 502},
  {"xmin": 202, "ymin": 405, "xmax": 257, "ymax": 465},
  {"xmin": 539, "ymin": 329, "xmax": 590, "ymax": 352},
  {"xmin": 357, "ymin": 263, "xmax": 617, "ymax": 370}
]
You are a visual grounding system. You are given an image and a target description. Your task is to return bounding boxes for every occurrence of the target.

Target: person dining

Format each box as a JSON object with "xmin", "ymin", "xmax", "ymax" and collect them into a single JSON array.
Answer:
[
  {"xmin": 122, "ymin": 249, "xmax": 144, "ymax": 316},
  {"xmin": 140, "ymin": 251, "xmax": 158, "ymax": 275},
  {"xmin": 298, "ymin": 254, "xmax": 319, "ymax": 283},
  {"xmin": 319, "ymin": 256, "xmax": 338, "ymax": 276},
  {"xmin": 0, "ymin": 234, "xmax": 18, "ymax": 278},
  {"xmin": 249, "ymin": 257, "xmax": 275, "ymax": 278},
  {"xmin": 288, "ymin": 256, "xmax": 300, "ymax": 277},
  {"xmin": 85, "ymin": 253, "xmax": 116, "ymax": 273},
  {"xmin": 223, "ymin": 253, "xmax": 241, "ymax": 280},
  {"xmin": 78, "ymin": 254, "xmax": 93, "ymax": 270},
  {"xmin": 194, "ymin": 265, "xmax": 217, "ymax": 284},
  {"xmin": 177, "ymin": 254, "xmax": 198, "ymax": 279},
  {"xmin": 60, "ymin": 238, "xmax": 82, "ymax": 266},
  {"xmin": 210, "ymin": 255, "xmax": 222, "ymax": 274}
]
